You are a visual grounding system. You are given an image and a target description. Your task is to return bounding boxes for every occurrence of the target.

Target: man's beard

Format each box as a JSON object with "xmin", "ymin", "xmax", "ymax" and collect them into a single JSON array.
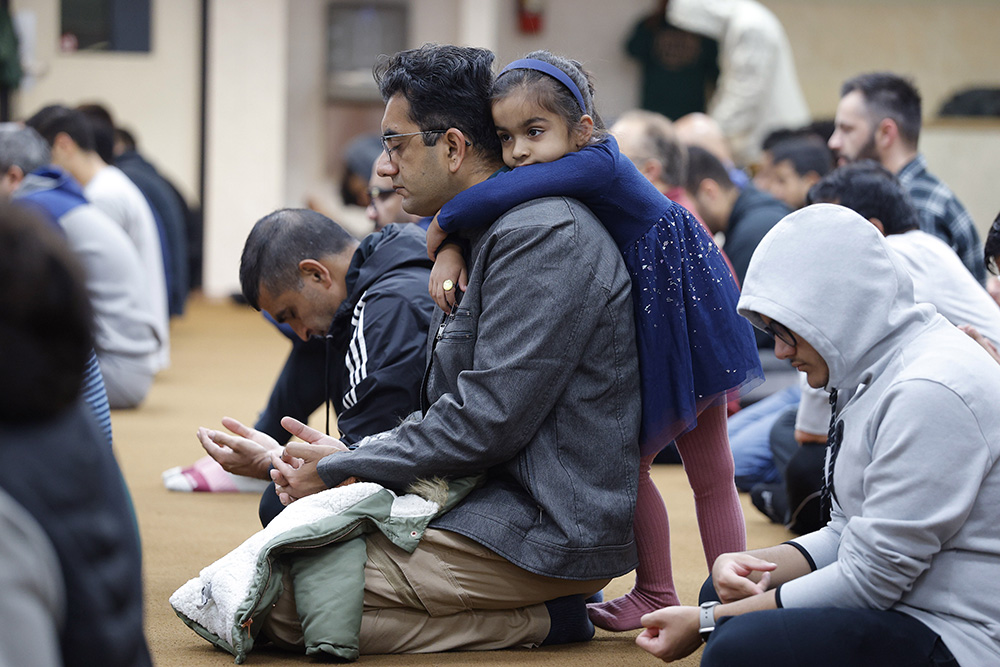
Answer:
[{"xmin": 844, "ymin": 132, "xmax": 879, "ymax": 164}]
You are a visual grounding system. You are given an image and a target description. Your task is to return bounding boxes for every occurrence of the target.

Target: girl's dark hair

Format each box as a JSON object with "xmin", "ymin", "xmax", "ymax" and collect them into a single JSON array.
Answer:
[{"xmin": 492, "ymin": 50, "xmax": 607, "ymax": 144}]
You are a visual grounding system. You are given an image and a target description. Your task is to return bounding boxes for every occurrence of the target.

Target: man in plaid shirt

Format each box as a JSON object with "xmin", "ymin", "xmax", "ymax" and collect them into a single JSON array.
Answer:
[{"xmin": 828, "ymin": 72, "xmax": 985, "ymax": 284}]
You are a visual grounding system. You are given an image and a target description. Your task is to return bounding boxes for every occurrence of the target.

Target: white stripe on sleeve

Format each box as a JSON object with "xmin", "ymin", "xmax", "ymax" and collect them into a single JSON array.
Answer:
[{"xmin": 343, "ymin": 293, "xmax": 369, "ymax": 409}]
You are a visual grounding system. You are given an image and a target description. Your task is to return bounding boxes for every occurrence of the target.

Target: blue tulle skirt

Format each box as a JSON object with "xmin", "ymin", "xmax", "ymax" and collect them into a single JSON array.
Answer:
[{"xmin": 622, "ymin": 201, "xmax": 763, "ymax": 456}]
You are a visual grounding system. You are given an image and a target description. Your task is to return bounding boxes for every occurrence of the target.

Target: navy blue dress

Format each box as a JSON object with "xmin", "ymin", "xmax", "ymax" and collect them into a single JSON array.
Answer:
[{"xmin": 437, "ymin": 137, "xmax": 762, "ymax": 455}]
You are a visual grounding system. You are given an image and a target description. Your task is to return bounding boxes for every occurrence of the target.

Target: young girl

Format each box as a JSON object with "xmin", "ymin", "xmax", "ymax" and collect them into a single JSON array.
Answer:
[{"xmin": 426, "ymin": 51, "xmax": 763, "ymax": 632}]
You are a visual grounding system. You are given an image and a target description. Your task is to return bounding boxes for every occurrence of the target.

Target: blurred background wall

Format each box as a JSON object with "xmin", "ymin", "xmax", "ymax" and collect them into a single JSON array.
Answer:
[{"xmin": 9, "ymin": 0, "xmax": 1000, "ymax": 297}]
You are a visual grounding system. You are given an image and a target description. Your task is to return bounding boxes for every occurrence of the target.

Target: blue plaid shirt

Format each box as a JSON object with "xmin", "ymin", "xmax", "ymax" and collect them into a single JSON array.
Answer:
[{"xmin": 897, "ymin": 154, "xmax": 985, "ymax": 283}]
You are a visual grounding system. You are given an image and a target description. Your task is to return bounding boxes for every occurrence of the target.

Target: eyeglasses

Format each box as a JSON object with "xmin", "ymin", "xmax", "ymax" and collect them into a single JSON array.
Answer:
[
  {"xmin": 367, "ymin": 186, "xmax": 396, "ymax": 203},
  {"xmin": 764, "ymin": 320, "xmax": 798, "ymax": 348},
  {"xmin": 380, "ymin": 129, "xmax": 448, "ymax": 160}
]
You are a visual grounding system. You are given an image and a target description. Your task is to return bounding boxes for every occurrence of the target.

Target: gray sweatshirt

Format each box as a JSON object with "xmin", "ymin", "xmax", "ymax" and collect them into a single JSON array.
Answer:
[
  {"xmin": 0, "ymin": 488, "xmax": 63, "ymax": 667},
  {"xmin": 18, "ymin": 172, "xmax": 161, "ymax": 366},
  {"xmin": 738, "ymin": 203, "xmax": 1000, "ymax": 667}
]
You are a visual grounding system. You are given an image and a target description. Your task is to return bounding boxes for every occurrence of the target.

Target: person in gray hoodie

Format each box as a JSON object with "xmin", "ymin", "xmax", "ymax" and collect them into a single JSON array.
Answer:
[{"xmin": 637, "ymin": 204, "xmax": 1000, "ymax": 666}]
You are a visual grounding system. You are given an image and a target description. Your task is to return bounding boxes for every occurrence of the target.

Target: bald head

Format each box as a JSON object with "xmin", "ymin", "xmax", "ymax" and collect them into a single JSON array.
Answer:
[
  {"xmin": 674, "ymin": 112, "xmax": 734, "ymax": 167},
  {"xmin": 611, "ymin": 110, "xmax": 687, "ymax": 190}
]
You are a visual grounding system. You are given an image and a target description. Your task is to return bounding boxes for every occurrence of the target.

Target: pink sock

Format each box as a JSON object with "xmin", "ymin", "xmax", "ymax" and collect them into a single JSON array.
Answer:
[
  {"xmin": 162, "ymin": 455, "xmax": 271, "ymax": 493},
  {"xmin": 588, "ymin": 453, "xmax": 680, "ymax": 632}
]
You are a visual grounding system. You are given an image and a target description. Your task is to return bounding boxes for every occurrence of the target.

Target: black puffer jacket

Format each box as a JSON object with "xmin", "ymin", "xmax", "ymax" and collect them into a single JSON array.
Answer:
[{"xmin": 0, "ymin": 402, "xmax": 151, "ymax": 667}]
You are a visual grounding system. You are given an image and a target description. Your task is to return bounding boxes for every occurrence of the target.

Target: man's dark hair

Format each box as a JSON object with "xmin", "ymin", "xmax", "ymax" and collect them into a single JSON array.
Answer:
[
  {"xmin": 807, "ymin": 119, "xmax": 836, "ymax": 144},
  {"xmin": 841, "ymin": 72, "xmax": 922, "ymax": 148},
  {"xmin": 0, "ymin": 124, "xmax": 51, "ymax": 174},
  {"xmin": 770, "ymin": 136, "xmax": 834, "ymax": 178},
  {"xmin": 986, "ymin": 210, "xmax": 1000, "ymax": 275},
  {"xmin": 25, "ymin": 104, "xmax": 97, "ymax": 152},
  {"xmin": 761, "ymin": 127, "xmax": 802, "ymax": 152},
  {"xmin": 341, "ymin": 134, "xmax": 383, "ymax": 206},
  {"xmin": 239, "ymin": 208, "xmax": 357, "ymax": 310},
  {"xmin": 115, "ymin": 127, "xmax": 137, "ymax": 154},
  {"xmin": 807, "ymin": 160, "xmax": 921, "ymax": 235},
  {"xmin": 0, "ymin": 202, "xmax": 93, "ymax": 422},
  {"xmin": 373, "ymin": 44, "xmax": 502, "ymax": 161},
  {"xmin": 684, "ymin": 145, "xmax": 734, "ymax": 192},
  {"xmin": 77, "ymin": 103, "xmax": 117, "ymax": 164}
]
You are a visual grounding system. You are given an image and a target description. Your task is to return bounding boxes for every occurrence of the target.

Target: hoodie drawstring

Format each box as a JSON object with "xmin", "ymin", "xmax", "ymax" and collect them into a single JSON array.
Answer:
[{"xmin": 821, "ymin": 388, "xmax": 843, "ymax": 518}]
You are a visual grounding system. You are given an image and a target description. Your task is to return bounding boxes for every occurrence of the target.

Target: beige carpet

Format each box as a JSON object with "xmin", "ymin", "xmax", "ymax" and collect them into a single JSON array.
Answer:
[{"xmin": 112, "ymin": 296, "xmax": 791, "ymax": 666}]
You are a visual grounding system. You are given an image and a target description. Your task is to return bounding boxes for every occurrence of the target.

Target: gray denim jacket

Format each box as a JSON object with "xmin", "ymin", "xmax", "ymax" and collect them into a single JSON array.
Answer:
[{"xmin": 318, "ymin": 196, "xmax": 640, "ymax": 580}]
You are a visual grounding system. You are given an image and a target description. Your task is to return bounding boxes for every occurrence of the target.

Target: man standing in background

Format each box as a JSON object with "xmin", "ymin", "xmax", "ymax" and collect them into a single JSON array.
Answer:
[
  {"xmin": 668, "ymin": 0, "xmax": 810, "ymax": 165},
  {"xmin": 624, "ymin": 0, "xmax": 719, "ymax": 120}
]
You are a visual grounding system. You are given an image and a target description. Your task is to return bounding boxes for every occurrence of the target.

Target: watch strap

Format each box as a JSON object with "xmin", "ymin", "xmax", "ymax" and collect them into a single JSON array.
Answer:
[{"xmin": 698, "ymin": 601, "xmax": 721, "ymax": 641}]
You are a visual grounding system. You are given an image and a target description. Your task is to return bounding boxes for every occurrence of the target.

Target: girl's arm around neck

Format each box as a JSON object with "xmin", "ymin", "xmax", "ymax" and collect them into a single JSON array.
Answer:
[{"xmin": 436, "ymin": 139, "xmax": 618, "ymax": 234}]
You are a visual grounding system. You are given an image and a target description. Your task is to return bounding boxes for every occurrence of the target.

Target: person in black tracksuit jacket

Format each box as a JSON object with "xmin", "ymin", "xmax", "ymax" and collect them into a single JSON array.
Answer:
[{"xmin": 257, "ymin": 222, "xmax": 434, "ymax": 525}]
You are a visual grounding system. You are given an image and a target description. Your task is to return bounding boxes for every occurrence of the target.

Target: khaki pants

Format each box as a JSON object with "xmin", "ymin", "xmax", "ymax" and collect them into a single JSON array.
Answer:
[{"xmin": 262, "ymin": 528, "xmax": 610, "ymax": 654}]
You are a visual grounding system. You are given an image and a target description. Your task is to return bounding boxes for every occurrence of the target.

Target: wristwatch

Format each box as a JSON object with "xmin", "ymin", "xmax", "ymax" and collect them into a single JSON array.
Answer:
[{"xmin": 698, "ymin": 601, "xmax": 721, "ymax": 642}]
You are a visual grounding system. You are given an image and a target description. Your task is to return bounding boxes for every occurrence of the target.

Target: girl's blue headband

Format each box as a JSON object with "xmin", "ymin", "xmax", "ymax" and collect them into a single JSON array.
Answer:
[{"xmin": 498, "ymin": 58, "xmax": 587, "ymax": 114}]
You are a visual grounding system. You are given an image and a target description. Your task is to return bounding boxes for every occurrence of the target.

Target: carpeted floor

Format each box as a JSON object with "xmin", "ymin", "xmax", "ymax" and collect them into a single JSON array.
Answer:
[{"xmin": 112, "ymin": 296, "xmax": 791, "ymax": 666}]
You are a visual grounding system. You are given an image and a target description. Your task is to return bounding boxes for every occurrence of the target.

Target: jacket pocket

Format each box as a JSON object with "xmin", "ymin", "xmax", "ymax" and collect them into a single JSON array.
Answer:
[
  {"xmin": 437, "ymin": 308, "xmax": 474, "ymax": 341},
  {"xmin": 426, "ymin": 308, "xmax": 476, "ymax": 404}
]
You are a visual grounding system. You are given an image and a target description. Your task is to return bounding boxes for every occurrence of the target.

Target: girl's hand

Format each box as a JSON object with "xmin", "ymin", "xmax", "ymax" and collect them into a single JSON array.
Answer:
[
  {"xmin": 429, "ymin": 244, "xmax": 468, "ymax": 312},
  {"xmin": 426, "ymin": 216, "xmax": 447, "ymax": 260}
]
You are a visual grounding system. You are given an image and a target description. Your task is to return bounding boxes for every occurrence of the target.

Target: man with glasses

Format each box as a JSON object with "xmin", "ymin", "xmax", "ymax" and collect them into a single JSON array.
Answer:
[
  {"xmin": 251, "ymin": 44, "xmax": 642, "ymax": 655},
  {"xmin": 637, "ymin": 204, "xmax": 1000, "ymax": 667},
  {"xmin": 751, "ymin": 162, "xmax": 1000, "ymax": 532}
]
